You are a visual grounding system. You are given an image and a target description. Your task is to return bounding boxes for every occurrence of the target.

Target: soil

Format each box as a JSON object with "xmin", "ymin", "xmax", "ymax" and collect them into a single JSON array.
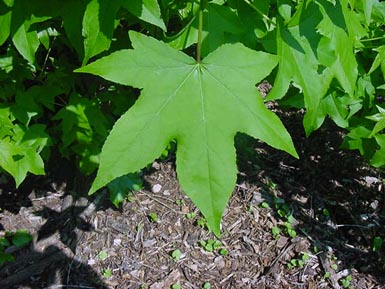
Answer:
[{"xmin": 1, "ymin": 105, "xmax": 385, "ymax": 289}]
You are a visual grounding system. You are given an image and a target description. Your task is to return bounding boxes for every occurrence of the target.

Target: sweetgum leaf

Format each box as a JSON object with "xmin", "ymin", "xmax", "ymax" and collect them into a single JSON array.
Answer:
[
  {"xmin": 269, "ymin": 0, "xmax": 359, "ymax": 135},
  {"xmin": 267, "ymin": 2, "xmax": 330, "ymax": 135},
  {"xmin": 0, "ymin": 124, "xmax": 49, "ymax": 186},
  {"xmin": 167, "ymin": 3, "xmax": 244, "ymax": 57},
  {"xmin": 0, "ymin": 9, "xmax": 11, "ymax": 46},
  {"xmin": 12, "ymin": 22, "xmax": 40, "ymax": 64},
  {"xmin": 81, "ymin": 0, "xmax": 165, "ymax": 64},
  {"xmin": 315, "ymin": 0, "xmax": 358, "ymax": 97},
  {"xmin": 76, "ymin": 31, "xmax": 298, "ymax": 236},
  {"xmin": 82, "ymin": 0, "xmax": 121, "ymax": 65},
  {"xmin": 371, "ymin": 134, "xmax": 385, "ymax": 167},
  {"xmin": 121, "ymin": 0, "xmax": 166, "ymax": 31}
]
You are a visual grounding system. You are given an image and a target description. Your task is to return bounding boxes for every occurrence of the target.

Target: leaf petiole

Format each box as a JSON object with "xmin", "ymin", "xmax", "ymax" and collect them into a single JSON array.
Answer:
[{"xmin": 197, "ymin": 0, "xmax": 204, "ymax": 63}]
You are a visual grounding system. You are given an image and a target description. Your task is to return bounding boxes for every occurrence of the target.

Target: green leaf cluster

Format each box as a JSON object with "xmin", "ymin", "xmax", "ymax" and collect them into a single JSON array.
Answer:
[
  {"xmin": 1, "ymin": 0, "xmax": 385, "ymax": 235},
  {"xmin": 0, "ymin": 229, "xmax": 32, "ymax": 266}
]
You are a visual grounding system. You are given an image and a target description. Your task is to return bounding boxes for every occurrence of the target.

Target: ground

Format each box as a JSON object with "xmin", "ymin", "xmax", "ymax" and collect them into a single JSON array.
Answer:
[{"xmin": 0, "ymin": 106, "xmax": 385, "ymax": 289}]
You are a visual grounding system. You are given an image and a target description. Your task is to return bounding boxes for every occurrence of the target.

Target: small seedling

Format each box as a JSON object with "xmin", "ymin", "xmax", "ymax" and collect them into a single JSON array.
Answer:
[
  {"xmin": 199, "ymin": 239, "xmax": 227, "ymax": 256},
  {"xmin": 199, "ymin": 239, "xmax": 222, "ymax": 252},
  {"xmin": 0, "ymin": 230, "xmax": 32, "ymax": 266},
  {"xmin": 103, "ymin": 268, "xmax": 112, "ymax": 277},
  {"xmin": 186, "ymin": 212, "xmax": 196, "ymax": 219},
  {"xmin": 11, "ymin": 230, "xmax": 33, "ymax": 247},
  {"xmin": 148, "ymin": 212, "xmax": 159, "ymax": 223},
  {"xmin": 372, "ymin": 236, "xmax": 383, "ymax": 252},
  {"xmin": 203, "ymin": 282, "xmax": 211, "ymax": 289},
  {"xmin": 324, "ymin": 271, "xmax": 331, "ymax": 279},
  {"xmin": 171, "ymin": 284, "xmax": 181, "ymax": 289},
  {"xmin": 107, "ymin": 173, "xmax": 142, "ymax": 207},
  {"xmin": 271, "ymin": 227, "xmax": 281, "ymax": 239},
  {"xmin": 171, "ymin": 249, "xmax": 182, "ymax": 261},
  {"xmin": 219, "ymin": 248, "xmax": 228, "ymax": 256},
  {"xmin": 284, "ymin": 221, "xmax": 297, "ymax": 238},
  {"xmin": 260, "ymin": 201, "xmax": 270, "ymax": 208},
  {"xmin": 175, "ymin": 199, "xmax": 185, "ymax": 206},
  {"xmin": 268, "ymin": 179, "xmax": 277, "ymax": 190},
  {"xmin": 196, "ymin": 217, "xmax": 208, "ymax": 229},
  {"xmin": 322, "ymin": 208, "xmax": 330, "ymax": 217},
  {"xmin": 340, "ymin": 275, "xmax": 353, "ymax": 289},
  {"xmin": 98, "ymin": 250, "xmax": 108, "ymax": 260},
  {"xmin": 287, "ymin": 253, "xmax": 309, "ymax": 269}
]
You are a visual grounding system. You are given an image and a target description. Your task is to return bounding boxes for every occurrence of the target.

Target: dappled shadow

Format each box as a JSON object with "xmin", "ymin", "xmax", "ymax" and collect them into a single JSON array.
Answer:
[
  {"xmin": 0, "ymin": 170, "xmax": 112, "ymax": 288},
  {"xmin": 0, "ymin": 244, "xmax": 109, "ymax": 289},
  {"xmin": 236, "ymin": 112, "xmax": 385, "ymax": 284},
  {"xmin": 34, "ymin": 205, "xmax": 94, "ymax": 253}
]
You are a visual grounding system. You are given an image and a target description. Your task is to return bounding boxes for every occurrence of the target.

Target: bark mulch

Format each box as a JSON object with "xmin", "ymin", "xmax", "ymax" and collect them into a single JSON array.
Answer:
[{"xmin": 0, "ymin": 109, "xmax": 384, "ymax": 289}]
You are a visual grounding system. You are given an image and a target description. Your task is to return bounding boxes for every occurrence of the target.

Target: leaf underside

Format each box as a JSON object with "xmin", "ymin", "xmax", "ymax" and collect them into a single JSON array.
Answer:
[{"xmin": 76, "ymin": 31, "xmax": 298, "ymax": 236}]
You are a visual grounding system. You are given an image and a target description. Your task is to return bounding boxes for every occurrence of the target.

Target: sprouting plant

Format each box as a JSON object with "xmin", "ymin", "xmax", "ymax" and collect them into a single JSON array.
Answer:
[
  {"xmin": 287, "ymin": 252, "xmax": 310, "ymax": 269},
  {"xmin": 0, "ymin": 229, "xmax": 33, "ymax": 266},
  {"xmin": 171, "ymin": 249, "xmax": 182, "ymax": 261},
  {"xmin": 103, "ymin": 268, "xmax": 112, "ymax": 278},
  {"xmin": 372, "ymin": 236, "xmax": 383, "ymax": 252},
  {"xmin": 0, "ymin": 238, "xmax": 14, "ymax": 266},
  {"xmin": 186, "ymin": 212, "xmax": 197, "ymax": 219},
  {"xmin": 196, "ymin": 217, "xmax": 208, "ymax": 229},
  {"xmin": 171, "ymin": 284, "xmax": 181, "ymax": 289},
  {"xmin": 340, "ymin": 275, "xmax": 353, "ymax": 289},
  {"xmin": 324, "ymin": 271, "xmax": 331, "ymax": 279},
  {"xmin": 219, "ymin": 248, "xmax": 228, "ymax": 256},
  {"xmin": 148, "ymin": 212, "xmax": 159, "ymax": 223},
  {"xmin": 175, "ymin": 199, "xmax": 185, "ymax": 206},
  {"xmin": 284, "ymin": 221, "xmax": 297, "ymax": 238},
  {"xmin": 98, "ymin": 250, "xmax": 108, "ymax": 261},
  {"xmin": 199, "ymin": 239, "xmax": 227, "ymax": 255},
  {"xmin": 203, "ymin": 282, "xmax": 211, "ymax": 289},
  {"xmin": 260, "ymin": 201, "xmax": 270, "ymax": 208},
  {"xmin": 107, "ymin": 173, "xmax": 142, "ymax": 207},
  {"xmin": 271, "ymin": 197, "xmax": 297, "ymax": 238},
  {"xmin": 271, "ymin": 227, "xmax": 281, "ymax": 239},
  {"xmin": 322, "ymin": 208, "xmax": 330, "ymax": 217}
]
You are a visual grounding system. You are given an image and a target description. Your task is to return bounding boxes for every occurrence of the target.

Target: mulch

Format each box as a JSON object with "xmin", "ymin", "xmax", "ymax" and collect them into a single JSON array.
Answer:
[{"xmin": 0, "ymin": 108, "xmax": 385, "ymax": 289}]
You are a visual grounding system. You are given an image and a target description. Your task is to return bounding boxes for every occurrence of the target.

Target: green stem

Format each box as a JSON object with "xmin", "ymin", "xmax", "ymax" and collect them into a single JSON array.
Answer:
[
  {"xmin": 243, "ymin": 0, "xmax": 273, "ymax": 25},
  {"xmin": 197, "ymin": 1, "xmax": 204, "ymax": 63},
  {"xmin": 361, "ymin": 36, "xmax": 385, "ymax": 42}
]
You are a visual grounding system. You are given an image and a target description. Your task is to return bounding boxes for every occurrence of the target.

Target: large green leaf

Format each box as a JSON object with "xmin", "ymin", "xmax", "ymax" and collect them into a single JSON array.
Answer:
[
  {"xmin": 268, "ymin": 0, "xmax": 359, "ymax": 135},
  {"xmin": 53, "ymin": 94, "xmax": 111, "ymax": 174},
  {"xmin": 267, "ymin": 1, "xmax": 330, "ymax": 135},
  {"xmin": 12, "ymin": 22, "xmax": 40, "ymax": 64},
  {"xmin": 62, "ymin": 0, "xmax": 88, "ymax": 58},
  {"xmin": 0, "ymin": 8, "xmax": 11, "ymax": 45},
  {"xmin": 369, "ymin": 45, "xmax": 385, "ymax": 77},
  {"xmin": 371, "ymin": 134, "xmax": 385, "ymax": 167},
  {"xmin": 354, "ymin": 0, "xmax": 377, "ymax": 25},
  {"xmin": 82, "ymin": 0, "xmax": 166, "ymax": 65},
  {"xmin": 315, "ymin": 0, "xmax": 358, "ymax": 97},
  {"xmin": 167, "ymin": 3, "xmax": 245, "ymax": 56},
  {"xmin": 0, "ymin": 124, "xmax": 48, "ymax": 187},
  {"xmin": 121, "ymin": 0, "xmax": 166, "ymax": 31},
  {"xmin": 82, "ymin": 0, "xmax": 121, "ymax": 65},
  {"xmin": 76, "ymin": 31, "xmax": 298, "ymax": 235}
]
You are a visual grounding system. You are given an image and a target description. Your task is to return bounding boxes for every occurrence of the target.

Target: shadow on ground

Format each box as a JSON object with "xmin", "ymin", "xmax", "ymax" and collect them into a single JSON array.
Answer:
[
  {"xmin": 0, "ymin": 167, "xmax": 111, "ymax": 289},
  {"xmin": 236, "ymin": 113, "xmax": 385, "ymax": 285}
]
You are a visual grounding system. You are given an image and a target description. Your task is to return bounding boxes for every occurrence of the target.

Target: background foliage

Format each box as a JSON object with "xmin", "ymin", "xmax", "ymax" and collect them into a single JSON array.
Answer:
[{"xmin": 1, "ymin": 0, "xmax": 385, "ymax": 234}]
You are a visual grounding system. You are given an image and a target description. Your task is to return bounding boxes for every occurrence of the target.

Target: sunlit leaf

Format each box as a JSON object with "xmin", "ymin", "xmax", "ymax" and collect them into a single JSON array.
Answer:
[{"xmin": 76, "ymin": 31, "xmax": 297, "ymax": 235}]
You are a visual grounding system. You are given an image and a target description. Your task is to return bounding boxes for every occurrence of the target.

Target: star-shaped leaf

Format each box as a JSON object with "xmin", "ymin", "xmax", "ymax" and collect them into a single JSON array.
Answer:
[{"xmin": 76, "ymin": 31, "xmax": 298, "ymax": 235}]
